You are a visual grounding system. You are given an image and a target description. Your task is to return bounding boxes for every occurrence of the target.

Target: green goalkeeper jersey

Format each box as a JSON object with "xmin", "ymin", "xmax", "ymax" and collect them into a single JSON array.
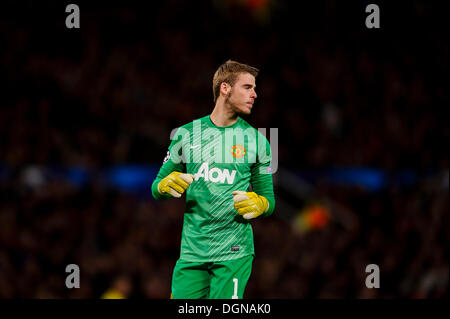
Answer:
[{"xmin": 151, "ymin": 115, "xmax": 275, "ymax": 262}]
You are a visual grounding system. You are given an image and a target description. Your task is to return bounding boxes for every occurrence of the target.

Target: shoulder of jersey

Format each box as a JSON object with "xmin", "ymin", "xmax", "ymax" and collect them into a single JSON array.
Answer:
[
  {"xmin": 238, "ymin": 117, "xmax": 255, "ymax": 129},
  {"xmin": 240, "ymin": 118, "xmax": 270, "ymax": 144},
  {"xmin": 177, "ymin": 116, "xmax": 207, "ymax": 131},
  {"xmin": 240, "ymin": 117, "xmax": 263, "ymax": 136}
]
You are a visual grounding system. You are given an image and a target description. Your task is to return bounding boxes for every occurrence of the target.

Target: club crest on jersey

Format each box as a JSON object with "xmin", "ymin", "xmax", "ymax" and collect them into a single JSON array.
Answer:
[
  {"xmin": 163, "ymin": 151, "xmax": 171, "ymax": 164},
  {"xmin": 231, "ymin": 145, "xmax": 246, "ymax": 159},
  {"xmin": 194, "ymin": 162, "xmax": 236, "ymax": 184}
]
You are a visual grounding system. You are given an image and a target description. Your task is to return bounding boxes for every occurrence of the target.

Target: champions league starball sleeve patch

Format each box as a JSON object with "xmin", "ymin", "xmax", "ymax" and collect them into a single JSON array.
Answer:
[{"xmin": 163, "ymin": 150, "xmax": 171, "ymax": 164}]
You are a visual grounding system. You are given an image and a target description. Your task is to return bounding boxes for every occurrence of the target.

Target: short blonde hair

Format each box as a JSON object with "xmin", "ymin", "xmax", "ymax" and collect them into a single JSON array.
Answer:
[{"xmin": 212, "ymin": 60, "xmax": 259, "ymax": 102}]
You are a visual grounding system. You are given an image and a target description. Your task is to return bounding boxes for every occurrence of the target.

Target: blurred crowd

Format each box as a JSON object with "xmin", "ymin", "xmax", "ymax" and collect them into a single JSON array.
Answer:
[
  {"xmin": 0, "ymin": 171, "xmax": 447, "ymax": 298},
  {"xmin": 0, "ymin": 1, "xmax": 448, "ymax": 298},
  {"xmin": 2, "ymin": 1, "xmax": 447, "ymax": 171}
]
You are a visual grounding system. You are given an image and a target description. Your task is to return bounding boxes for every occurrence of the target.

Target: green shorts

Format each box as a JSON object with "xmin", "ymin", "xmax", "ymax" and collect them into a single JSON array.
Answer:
[{"xmin": 171, "ymin": 255, "xmax": 254, "ymax": 299}]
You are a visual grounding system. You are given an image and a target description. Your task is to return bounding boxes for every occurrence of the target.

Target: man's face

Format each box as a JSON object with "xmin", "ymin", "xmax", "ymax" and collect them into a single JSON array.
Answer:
[{"xmin": 225, "ymin": 73, "xmax": 257, "ymax": 115}]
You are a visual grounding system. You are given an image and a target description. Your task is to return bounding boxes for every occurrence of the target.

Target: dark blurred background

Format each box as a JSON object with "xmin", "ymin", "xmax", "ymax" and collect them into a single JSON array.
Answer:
[{"xmin": 0, "ymin": 0, "xmax": 448, "ymax": 298}]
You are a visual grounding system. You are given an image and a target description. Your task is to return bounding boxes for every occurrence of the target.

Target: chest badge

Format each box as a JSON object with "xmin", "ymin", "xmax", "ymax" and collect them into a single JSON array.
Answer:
[{"xmin": 231, "ymin": 145, "xmax": 246, "ymax": 159}]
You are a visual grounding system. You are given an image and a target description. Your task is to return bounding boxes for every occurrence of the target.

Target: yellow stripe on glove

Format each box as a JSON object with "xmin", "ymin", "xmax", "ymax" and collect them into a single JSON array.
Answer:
[
  {"xmin": 232, "ymin": 191, "xmax": 269, "ymax": 220},
  {"xmin": 158, "ymin": 172, "xmax": 194, "ymax": 198}
]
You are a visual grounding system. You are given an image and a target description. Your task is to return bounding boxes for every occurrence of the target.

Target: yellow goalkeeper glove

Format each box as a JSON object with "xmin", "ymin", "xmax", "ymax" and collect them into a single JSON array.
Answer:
[
  {"xmin": 232, "ymin": 191, "xmax": 269, "ymax": 220},
  {"xmin": 158, "ymin": 172, "xmax": 194, "ymax": 198}
]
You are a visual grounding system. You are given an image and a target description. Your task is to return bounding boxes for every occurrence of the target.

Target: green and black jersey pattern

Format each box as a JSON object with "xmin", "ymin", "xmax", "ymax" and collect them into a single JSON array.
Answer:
[{"xmin": 151, "ymin": 115, "xmax": 275, "ymax": 262}]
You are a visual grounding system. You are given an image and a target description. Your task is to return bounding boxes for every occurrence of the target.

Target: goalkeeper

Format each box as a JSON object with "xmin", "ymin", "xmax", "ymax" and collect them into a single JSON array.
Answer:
[{"xmin": 151, "ymin": 60, "xmax": 275, "ymax": 299}]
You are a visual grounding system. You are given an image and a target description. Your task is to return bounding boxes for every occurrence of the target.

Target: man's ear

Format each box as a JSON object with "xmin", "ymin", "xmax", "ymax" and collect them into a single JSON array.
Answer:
[{"xmin": 220, "ymin": 82, "xmax": 231, "ymax": 96}]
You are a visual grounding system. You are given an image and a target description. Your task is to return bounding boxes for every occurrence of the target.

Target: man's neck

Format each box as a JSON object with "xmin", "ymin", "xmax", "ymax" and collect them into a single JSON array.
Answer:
[{"xmin": 210, "ymin": 102, "xmax": 239, "ymax": 127}]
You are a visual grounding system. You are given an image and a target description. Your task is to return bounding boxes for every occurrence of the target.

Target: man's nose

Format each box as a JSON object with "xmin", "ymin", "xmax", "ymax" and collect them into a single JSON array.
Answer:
[{"xmin": 251, "ymin": 90, "xmax": 257, "ymax": 99}]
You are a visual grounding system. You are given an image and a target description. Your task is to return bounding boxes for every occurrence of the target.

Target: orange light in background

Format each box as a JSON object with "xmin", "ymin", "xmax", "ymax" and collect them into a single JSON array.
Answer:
[
  {"xmin": 307, "ymin": 205, "xmax": 330, "ymax": 228},
  {"xmin": 218, "ymin": 0, "xmax": 272, "ymax": 24},
  {"xmin": 247, "ymin": 0, "xmax": 269, "ymax": 11},
  {"xmin": 293, "ymin": 203, "xmax": 331, "ymax": 235}
]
